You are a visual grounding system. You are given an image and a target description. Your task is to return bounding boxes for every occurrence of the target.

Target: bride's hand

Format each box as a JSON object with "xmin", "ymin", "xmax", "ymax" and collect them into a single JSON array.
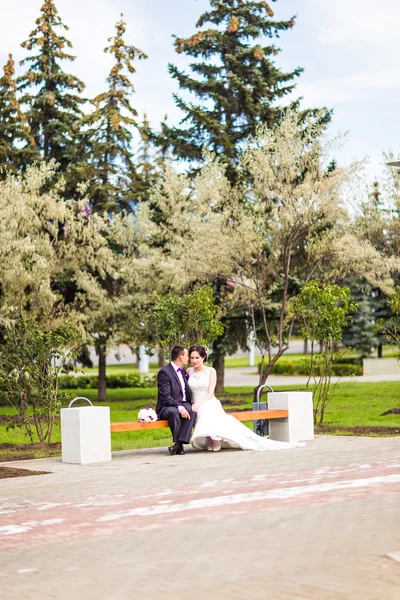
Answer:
[{"xmin": 192, "ymin": 404, "xmax": 199, "ymax": 412}]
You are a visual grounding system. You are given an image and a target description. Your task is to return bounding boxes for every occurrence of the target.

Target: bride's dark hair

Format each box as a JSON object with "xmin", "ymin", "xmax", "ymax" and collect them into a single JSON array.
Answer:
[{"xmin": 189, "ymin": 345, "xmax": 207, "ymax": 362}]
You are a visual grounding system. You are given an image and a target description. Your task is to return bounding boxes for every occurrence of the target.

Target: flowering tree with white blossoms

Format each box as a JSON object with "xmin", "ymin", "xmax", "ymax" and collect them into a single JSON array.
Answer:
[
  {"xmin": 201, "ymin": 111, "xmax": 400, "ymax": 394},
  {"xmin": 0, "ymin": 162, "xmax": 109, "ymax": 325},
  {"xmin": 0, "ymin": 163, "xmax": 110, "ymax": 436},
  {"xmin": 143, "ymin": 158, "xmax": 242, "ymax": 390},
  {"xmin": 183, "ymin": 140, "xmax": 394, "ymax": 391},
  {"xmin": 147, "ymin": 159, "xmax": 233, "ymax": 276},
  {"xmin": 75, "ymin": 204, "xmax": 172, "ymax": 401},
  {"xmin": 381, "ymin": 153, "xmax": 400, "ymax": 260},
  {"xmin": 0, "ymin": 162, "xmax": 170, "ymax": 414}
]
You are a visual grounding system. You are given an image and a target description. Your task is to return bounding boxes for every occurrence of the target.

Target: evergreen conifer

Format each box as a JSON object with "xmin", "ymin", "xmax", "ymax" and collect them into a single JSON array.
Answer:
[
  {"xmin": 82, "ymin": 17, "xmax": 147, "ymax": 212},
  {"xmin": 160, "ymin": 0, "xmax": 302, "ymax": 183},
  {"xmin": 18, "ymin": 0, "xmax": 85, "ymax": 172},
  {"xmin": 0, "ymin": 54, "xmax": 37, "ymax": 178}
]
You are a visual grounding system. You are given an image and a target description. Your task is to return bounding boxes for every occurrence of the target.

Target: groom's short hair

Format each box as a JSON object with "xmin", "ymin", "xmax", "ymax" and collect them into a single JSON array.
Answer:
[{"xmin": 171, "ymin": 345, "xmax": 186, "ymax": 361}]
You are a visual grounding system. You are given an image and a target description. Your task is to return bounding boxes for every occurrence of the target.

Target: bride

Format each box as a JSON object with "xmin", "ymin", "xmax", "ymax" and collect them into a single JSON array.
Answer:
[{"xmin": 188, "ymin": 345, "xmax": 305, "ymax": 451}]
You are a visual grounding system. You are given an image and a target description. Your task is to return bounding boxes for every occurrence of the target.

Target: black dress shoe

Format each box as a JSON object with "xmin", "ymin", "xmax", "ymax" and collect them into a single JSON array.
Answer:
[
  {"xmin": 168, "ymin": 442, "xmax": 181, "ymax": 455},
  {"xmin": 176, "ymin": 444, "xmax": 185, "ymax": 455}
]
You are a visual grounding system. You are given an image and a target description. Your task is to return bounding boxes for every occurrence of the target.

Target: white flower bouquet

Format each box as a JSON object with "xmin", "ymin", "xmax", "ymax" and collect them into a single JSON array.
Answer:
[{"xmin": 138, "ymin": 408, "xmax": 158, "ymax": 422}]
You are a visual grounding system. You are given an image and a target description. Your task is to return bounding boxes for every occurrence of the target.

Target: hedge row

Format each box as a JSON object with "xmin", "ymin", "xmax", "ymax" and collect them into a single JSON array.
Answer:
[
  {"xmin": 58, "ymin": 373, "xmax": 157, "ymax": 389},
  {"xmin": 259, "ymin": 361, "xmax": 363, "ymax": 376}
]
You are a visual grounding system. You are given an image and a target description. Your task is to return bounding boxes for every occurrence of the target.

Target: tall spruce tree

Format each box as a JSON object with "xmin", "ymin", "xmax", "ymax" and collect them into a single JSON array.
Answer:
[
  {"xmin": 160, "ymin": 0, "xmax": 303, "ymax": 183},
  {"xmin": 159, "ymin": 1, "xmax": 311, "ymax": 388},
  {"xmin": 159, "ymin": 0, "xmax": 310, "ymax": 389},
  {"xmin": 356, "ymin": 181, "xmax": 393, "ymax": 357},
  {"xmin": 18, "ymin": 0, "xmax": 85, "ymax": 172},
  {"xmin": 82, "ymin": 17, "xmax": 147, "ymax": 213},
  {"xmin": 0, "ymin": 54, "xmax": 37, "ymax": 178},
  {"xmin": 341, "ymin": 283, "xmax": 377, "ymax": 358},
  {"xmin": 133, "ymin": 113, "xmax": 158, "ymax": 202}
]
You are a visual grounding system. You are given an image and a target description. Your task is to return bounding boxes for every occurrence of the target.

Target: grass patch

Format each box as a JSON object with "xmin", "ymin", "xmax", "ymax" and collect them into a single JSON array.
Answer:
[
  {"xmin": 76, "ymin": 362, "xmax": 159, "ymax": 375},
  {"xmin": 0, "ymin": 382, "xmax": 399, "ymax": 461}
]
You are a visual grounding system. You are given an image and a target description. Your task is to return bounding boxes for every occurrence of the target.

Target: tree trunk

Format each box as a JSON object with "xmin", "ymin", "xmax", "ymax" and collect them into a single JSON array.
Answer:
[
  {"xmin": 158, "ymin": 348, "xmax": 165, "ymax": 368},
  {"xmin": 303, "ymin": 339, "xmax": 308, "ymax": 355},
  {"xmin": 212, "ymin": 279, "xmax": 226, "ymax": 394},
  {"xmin": 213, "ymin": 353, "xmax": 225, "ymax": 393},
  {"xmin": 377, "ymin": 342, "xmax": 383, "ymax": 358},
  {"xmin": 97, "ymin": 341, "xmax": 107, "ymax": 402},
  {"xmin": 253, "ymin": 346, "xmax": 287, "ymax": 401}
]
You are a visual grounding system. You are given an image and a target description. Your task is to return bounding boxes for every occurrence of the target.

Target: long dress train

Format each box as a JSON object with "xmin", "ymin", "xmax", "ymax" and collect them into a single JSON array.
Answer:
[{"xmin": 189, "ymin": 368, "xmax": 305, "ymax": 451}]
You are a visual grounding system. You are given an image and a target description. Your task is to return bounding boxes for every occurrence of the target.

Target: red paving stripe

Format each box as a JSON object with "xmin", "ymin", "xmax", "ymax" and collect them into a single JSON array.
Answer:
[{"xmin": 0, "ymin": 459, "xmax": 399, "ymax": 550}]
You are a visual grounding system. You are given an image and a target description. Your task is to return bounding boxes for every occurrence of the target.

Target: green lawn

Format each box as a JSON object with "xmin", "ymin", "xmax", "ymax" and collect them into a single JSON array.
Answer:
[
  {"xmin": 1, "ymin": 381, "xmax": 399, "ymax": 460},
  {"xmin": 77, "ymin": 363, "xmax": 159, "ymax": 375}
]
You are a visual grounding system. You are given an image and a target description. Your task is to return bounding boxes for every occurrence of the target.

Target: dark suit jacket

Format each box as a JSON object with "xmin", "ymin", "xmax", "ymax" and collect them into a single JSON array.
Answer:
[{"xmin": 156, "ymin": 363, "xmax": 192, "ymax": 414}]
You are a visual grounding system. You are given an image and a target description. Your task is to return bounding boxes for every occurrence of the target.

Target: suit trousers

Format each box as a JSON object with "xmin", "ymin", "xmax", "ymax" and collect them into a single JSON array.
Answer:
[{"xmin": 158, "ymin": 402, "xmax": 196, "ymax": 444}]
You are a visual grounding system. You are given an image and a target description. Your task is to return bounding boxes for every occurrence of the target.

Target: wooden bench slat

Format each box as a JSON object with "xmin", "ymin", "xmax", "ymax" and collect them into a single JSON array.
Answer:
[
  {"xmin": 110, "ymin": 409, "xmax": 288, "ymax": 433},
  {"xmin": 233, "ymin": 409, "xmax": 288, "ymax": 421},
  {"xmin": 111, "ymin": 420, "xmax": 169, "ymax": 432}
]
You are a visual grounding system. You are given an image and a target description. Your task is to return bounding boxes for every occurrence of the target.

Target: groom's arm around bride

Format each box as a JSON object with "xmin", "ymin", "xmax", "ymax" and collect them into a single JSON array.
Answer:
[{"xmin": 156, "ymin": 345, "xmax": 195, "ymax": 456}]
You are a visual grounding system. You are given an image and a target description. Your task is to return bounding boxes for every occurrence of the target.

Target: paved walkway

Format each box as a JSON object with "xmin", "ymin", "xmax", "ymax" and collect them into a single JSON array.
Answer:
[
  {"xmin": 224, "ymin": 367, "xmax": 400, "ymax": 387},
  {"xmin": 1, "ymin": 436, "xmax": 399, "ymax": 599}
]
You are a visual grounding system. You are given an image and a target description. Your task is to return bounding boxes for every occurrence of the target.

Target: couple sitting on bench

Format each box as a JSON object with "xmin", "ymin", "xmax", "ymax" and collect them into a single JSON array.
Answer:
[{"xmin": 156, "ymin": 345, "xmax": 304, "ymax": 455}]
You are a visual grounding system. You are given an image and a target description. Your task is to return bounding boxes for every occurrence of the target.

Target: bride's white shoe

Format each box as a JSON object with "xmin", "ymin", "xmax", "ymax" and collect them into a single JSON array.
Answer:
[{"xmin": 212, "ymin": 440, "xmax": 221, "ymax": 452}]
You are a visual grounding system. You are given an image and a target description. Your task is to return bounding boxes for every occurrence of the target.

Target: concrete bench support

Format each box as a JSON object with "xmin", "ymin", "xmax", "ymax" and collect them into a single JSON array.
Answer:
[
  {"xmin": 61, "ymin": 405, "xmax": 112, "ymax": 464},
  {"xmin": 268, "ymin": 392, "xmax": 314, "ymax": 443}
]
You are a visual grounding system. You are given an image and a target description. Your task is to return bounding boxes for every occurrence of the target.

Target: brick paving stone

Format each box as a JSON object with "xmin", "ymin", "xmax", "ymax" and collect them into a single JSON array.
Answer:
[{"xmin": 0, "ymin": 436, "xmax": 399, "ymax": 599}]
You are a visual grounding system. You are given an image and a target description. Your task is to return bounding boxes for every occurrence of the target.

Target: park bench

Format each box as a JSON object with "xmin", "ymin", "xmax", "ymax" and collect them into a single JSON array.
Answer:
[
  {"xmin": 61, "ymin": 392, "xmax": 314, "ymax": 464},
  {"xmin": 110, "ymin": 409, "xmax": 289, "ymax": 433}
]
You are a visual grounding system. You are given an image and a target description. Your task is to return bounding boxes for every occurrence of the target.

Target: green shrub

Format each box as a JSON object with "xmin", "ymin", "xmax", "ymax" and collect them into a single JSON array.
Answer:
[
  {"xmin": 58, "ymin": 375, "xmax": 92, "ymax": 389},
  {"xmin": 334, "ymin": 355, "xmax": 362, "ymax": 365},
  {"xmin": 332, "ymin": 363, "xmax": 362, "ymax": 376},
  {"xmin": 258, "ymin": 360, "xmax": 362, "ymax": 377},
  {"xmin": 58, "ymin": 372, "xmax": 156, "ymax": 389},
  {"xmin": 0, "ymin": 317, "xmax": 78, "ymax": 440},
  {"xmin": 258, "ymin": 360, "xmax": 307, "ymax": 375}
]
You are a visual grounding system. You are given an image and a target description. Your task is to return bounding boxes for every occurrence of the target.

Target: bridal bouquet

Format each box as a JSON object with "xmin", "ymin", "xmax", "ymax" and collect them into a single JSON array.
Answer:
[{"xmin": 138, "ymin": 408, "xmax": 158, "ymax": 422}]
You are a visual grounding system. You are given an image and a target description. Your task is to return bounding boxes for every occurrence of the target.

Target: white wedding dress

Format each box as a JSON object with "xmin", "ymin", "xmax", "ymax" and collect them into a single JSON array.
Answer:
[{"xmin": 189, "ymin": 367, "xmax": 304, "ymax": 451}]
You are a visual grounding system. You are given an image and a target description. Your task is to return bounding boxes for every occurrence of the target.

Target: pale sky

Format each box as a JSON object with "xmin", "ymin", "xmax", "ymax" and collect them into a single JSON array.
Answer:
[{"xmin": 1, "ymin": 0, "xmax": 399, "ymax": 181}]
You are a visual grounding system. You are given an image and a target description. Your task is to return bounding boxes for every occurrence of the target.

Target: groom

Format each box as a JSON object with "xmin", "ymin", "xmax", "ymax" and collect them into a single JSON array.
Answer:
[{"xmin": 156, "ymin": 345, "xmax": 195, "ymax": 455}]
